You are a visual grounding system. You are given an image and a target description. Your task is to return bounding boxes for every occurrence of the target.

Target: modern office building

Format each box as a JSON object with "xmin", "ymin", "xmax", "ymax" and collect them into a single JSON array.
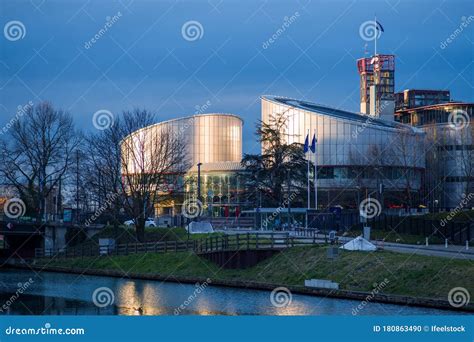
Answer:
[
  {"xmin": 395, "ymin": 89, "xmax": 450, "ymax": 111},
  {"xmin": 121, "ymin": 113, "xmax": 247, "ymax": 218},
  {"xmin": 261, "ymin": 95, "xmax": 425, "ymax": 208},
  {"xmin": 395, "ymin": 100, "xmax": 474, "ymax": 209}
]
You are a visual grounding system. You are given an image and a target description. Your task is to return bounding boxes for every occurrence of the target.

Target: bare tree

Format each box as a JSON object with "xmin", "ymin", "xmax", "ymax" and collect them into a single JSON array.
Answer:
[
  {"xmin": 348, "ymin": 148, "xmax": 370, "ymax": 201},
  {"xmin": 348, "ymin": 144, "xmax": 388, "ymax": 207},
  {"xmin": 119, "ymin": 109, "xmax": 189, "ymax": 241},
  {"xmin": 0, "ymin": 102, "xmax": 81, "ymax": 222},
  {"xmin": 85, "ymin": 117, "xmax": 125, "ymax": 232},
  {"xmin": 423, "ymin": 124, "xmax": 446, "ymax": 211}
]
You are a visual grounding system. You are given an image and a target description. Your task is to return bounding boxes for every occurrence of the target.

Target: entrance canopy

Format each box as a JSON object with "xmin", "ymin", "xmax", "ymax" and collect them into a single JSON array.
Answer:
[{"xmin": 340, "ymin": 236, "xmax": 376, "ymax": 251}]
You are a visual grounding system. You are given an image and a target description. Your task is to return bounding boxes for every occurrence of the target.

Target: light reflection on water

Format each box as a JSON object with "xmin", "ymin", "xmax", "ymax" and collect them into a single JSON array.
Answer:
[{"xmin": 0, "ymin": 269, "xmax": 458, "ymax": 316}]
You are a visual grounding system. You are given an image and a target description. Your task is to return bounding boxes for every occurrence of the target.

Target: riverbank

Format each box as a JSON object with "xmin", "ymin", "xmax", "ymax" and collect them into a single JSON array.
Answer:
[{"xmin": 28, "ymin": 245, "xmax": 474, "ymax": 312}]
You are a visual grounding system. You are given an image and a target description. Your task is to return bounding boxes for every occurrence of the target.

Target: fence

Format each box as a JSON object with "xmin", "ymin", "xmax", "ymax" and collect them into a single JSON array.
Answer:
[
  {"xmin": 34, "ymin": 232, "xmax": 323, "ymax": 259},
  {"xmin": 362, "ymin": 214, "xmax": 472, "ymax": 244}
]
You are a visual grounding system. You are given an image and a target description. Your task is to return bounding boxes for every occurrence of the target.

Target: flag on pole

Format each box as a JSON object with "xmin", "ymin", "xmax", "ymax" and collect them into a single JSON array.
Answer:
[
  {"xmin": 303, "ymin": 134, "xmax": 309, "ymax": 153},
  {"xmin": 310, "ymin": 134, "xmax": 317, "ymax": 153},
  {"xmin": 375, "ymin": 20, "xmax": 384, "ymax": 32}
]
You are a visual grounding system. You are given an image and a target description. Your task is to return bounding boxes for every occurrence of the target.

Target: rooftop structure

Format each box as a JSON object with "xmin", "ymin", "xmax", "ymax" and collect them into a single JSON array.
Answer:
[
  {"xmin": 357, "ymin": 54, "xmax": 395, "ymax": 119},
  {"xmin": 395, "ymin": 89, "xmax": 451, "ymax": 111}
]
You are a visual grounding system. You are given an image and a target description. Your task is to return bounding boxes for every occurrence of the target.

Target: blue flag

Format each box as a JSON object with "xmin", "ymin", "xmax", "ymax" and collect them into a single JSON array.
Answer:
[
  {"xmin": 303, "ymin": 134, "xmax": 309, "ymax": 153},
  {"xmin": 310, "ymin": 134, "xmax": 317, "ymax": 153},
  {"xmin": 375, "ymin": 20, "xmax": 384, "ymax": 32}
]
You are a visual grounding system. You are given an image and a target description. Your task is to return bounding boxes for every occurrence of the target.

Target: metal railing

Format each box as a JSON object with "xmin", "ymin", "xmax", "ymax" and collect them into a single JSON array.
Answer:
[{"xmin": 34, "ymin": 232, "xmax": 324, "ymax": 259}]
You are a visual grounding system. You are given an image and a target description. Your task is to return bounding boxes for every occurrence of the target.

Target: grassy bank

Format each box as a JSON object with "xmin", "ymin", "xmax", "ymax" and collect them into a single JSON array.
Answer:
[
  {"xmin": 345, "ymin": 229, "xmax": 445, "ymax": 245},
  {"xmin": 35, "ymin": 246, "xmax": 474, "ymax": 302}
]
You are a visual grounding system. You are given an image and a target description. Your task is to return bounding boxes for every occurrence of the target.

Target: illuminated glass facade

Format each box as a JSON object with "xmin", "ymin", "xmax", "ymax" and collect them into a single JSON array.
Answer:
[
  {"xmin": 395, "ymin": 89, "xmax": 450, "ymax": 111},
  {"xmin": 128, "ymin": 114, "xmax": 242, "ymax": 165},
  {"xmin": 262, "ymin": 95, "xmax": 425, "ymax": 208},
  {"xmin": 122, "ymin": 114, "xmax": 245, "ymax": 218},
  {"xmin": 396, "ymin": 103, "xmax": 474, "ymax": 209},
  {"xmin": 184, "ymin": 162, "xmax": 247, "ymax": 217}
]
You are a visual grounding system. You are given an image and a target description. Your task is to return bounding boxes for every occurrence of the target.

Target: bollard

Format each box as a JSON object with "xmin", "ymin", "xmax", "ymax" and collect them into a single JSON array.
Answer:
[
  {"xmin": 425, "ymin": 237, "xmax": 428, "ymax": 246},
  {"xmin": 466, "ymin": 240, "xmax": 469, "ymax": 251},
  {"xmin": 445, "ymin": 239, "xmax": 448, "ymax": 248}
]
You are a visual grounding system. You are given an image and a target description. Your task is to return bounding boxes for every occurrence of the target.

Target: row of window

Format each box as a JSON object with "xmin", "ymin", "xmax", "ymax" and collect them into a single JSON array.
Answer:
[
  {"xmin": 438, "ymin": 145, "xmax": 474, "ymax": 151},
  {"xmin": 317, "ymin": 166, "xmax": 421, "ymax": 181},
  {"xmin": 445, "ymin": 176, "xmax": 474, "ymax": 183},
  {"xmin": 397, "ymin": 106, "xmax": 473, "ymax": 126}
]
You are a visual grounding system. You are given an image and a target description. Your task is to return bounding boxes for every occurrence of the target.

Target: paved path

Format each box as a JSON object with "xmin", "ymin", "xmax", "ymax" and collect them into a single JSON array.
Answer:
[
  {"xmin": 219, "ymin": 229, "xmax": 474, "ymax": 260},
  {"xmin": 381, "ymin": 242, "xmax": 474, "ymax": 260}
]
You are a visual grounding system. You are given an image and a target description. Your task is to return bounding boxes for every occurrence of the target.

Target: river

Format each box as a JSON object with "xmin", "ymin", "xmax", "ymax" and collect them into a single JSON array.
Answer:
[{"xmin": 0, "ymin": 269, "xmax": 458, "ymax": 315}]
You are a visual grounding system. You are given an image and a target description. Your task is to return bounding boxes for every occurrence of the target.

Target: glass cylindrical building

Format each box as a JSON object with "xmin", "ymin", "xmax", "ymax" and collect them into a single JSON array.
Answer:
[{"xmin": 121, "ymin": 113, "xmax": 245, "ymax": 220}]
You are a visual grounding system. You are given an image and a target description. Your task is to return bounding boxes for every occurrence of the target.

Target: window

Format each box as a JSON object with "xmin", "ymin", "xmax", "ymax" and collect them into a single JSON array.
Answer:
[{"xmin": 319, "ymin": 167, "xmax": 334, "ymax": 179}]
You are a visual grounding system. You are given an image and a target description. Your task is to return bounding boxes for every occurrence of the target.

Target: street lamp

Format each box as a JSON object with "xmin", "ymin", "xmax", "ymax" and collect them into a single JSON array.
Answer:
[
  {"xmin": 188, "ymin": 162, "xmax": 203, "ymax": 242},
  {"xmin": 197, "ymin": 162, "xmax": 202, "ymax": 213}
]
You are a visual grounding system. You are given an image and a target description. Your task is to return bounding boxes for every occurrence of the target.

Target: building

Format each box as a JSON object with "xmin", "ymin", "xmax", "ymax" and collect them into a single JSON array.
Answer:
[
  {"xmin": 121, "ymin": 113, "xmax": 246, "ymax": 219},
  {"xmin": 261, "ymin": 95, "xmax": 425, "ymax": 208},
  {"xmin": 357, "ymin": 54, "xmax": 395, "ymax": 120},
  {"xmin": 184, "ymin": 161, "xmax": 246, "ymax": 218},
  {"xmin": 395, "ymin": 89, "xmax": 450, "ymax": 111},
  {"xmin": 358, "ymin": 54, "xmax": 473, "ymax": 210},
  {"xmin": 395, "ymin": 100, "xmax": 474, "ymax": 209}
]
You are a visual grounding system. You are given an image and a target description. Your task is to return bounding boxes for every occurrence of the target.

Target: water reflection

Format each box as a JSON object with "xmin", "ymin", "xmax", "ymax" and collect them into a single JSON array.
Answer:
[{"xmin": 0, "ymin": 269, "xmax": 460, "ymax": 316}]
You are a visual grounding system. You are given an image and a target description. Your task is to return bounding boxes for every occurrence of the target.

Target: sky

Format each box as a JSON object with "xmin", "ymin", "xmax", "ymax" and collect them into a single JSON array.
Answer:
[{"xmin": 0, "ymin": 0, "xmax": 473, "ymax": 154}]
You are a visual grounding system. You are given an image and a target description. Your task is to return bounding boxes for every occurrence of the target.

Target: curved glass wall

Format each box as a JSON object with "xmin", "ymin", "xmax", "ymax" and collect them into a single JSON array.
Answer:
[
  {"xmin": 122, "ymin": 113, "xmax": 243, "ymax": 171},
  {"xmin": 261, "ymin": 96, "xmax": 425, "ymax": 207},
  {"xmin": 121, "ymin": 114, "xmax": 244, "ymax": 218}
]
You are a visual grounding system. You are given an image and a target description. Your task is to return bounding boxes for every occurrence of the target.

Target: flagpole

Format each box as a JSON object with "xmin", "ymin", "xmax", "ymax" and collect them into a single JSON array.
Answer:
[
  {"xmin": 307, "ymin": 129, "xmax": 310, "ymax": 210},
  {"xmin": 314, "ymin": 129, "xmax": 318, "ymax": 210},
  {"xmin": 374, "ymin": 15, "xmax": 377, "ymax": 56}
]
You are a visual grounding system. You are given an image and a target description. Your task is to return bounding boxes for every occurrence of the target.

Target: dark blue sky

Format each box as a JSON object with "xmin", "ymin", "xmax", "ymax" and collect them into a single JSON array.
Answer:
[{"xmin": 1, "ymin": 0, "xmax": 473, "ymax": 153}]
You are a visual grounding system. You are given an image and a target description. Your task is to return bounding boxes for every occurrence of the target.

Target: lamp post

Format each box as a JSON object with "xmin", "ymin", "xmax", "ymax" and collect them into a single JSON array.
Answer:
[
  {"xmin": 287, "ymin": 168, "xmax": 291, "ymax": 229},
  {"xmin": 196, "ymin": 162, "xmax": 203, "ymax": 226},
  {"xmin": 197, "ymin": 162, "xmax": 202, "ymax": 206}
]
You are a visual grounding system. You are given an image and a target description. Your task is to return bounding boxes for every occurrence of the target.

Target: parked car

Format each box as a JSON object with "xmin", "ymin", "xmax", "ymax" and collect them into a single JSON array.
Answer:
[{"xmin": 123, "ymin": 218, "xmax": 156, "ymax": 227}]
